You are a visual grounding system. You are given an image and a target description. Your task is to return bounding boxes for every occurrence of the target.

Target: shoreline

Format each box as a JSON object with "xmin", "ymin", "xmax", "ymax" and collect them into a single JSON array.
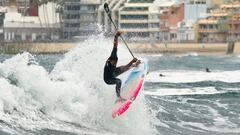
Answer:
[
  {"xmin": 128, "ymin": 43, "xmax": 229, "ymax": 55},
  {"xmin": 0, "ymin": 42, "xmax": 240, "ymax": 55}
]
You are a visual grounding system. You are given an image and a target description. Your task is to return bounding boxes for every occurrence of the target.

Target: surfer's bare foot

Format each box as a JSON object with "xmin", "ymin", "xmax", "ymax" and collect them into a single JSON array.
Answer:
[{"xmin": 117, "ymin": 97, "xmax": 127, "ymax": 102}]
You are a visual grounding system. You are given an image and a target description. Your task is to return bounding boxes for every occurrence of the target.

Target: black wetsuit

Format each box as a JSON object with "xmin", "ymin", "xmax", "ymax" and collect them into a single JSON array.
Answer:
[{"xmin": 104, "ymin": 47, "xmax": 125, "ymax": 97}]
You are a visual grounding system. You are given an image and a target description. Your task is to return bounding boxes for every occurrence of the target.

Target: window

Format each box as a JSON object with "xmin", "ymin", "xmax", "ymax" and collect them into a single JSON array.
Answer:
[
  {"xmin": 80, "ymin": 5, "xmax": 88, "ymax": 11},
  {"xmin": 150, "ymin": 23, "xmax": 159, "ymax": 28},
  {"xmin": 121, "ymin": 23, "xmax": 148, "ymax": 29},
  {"xmin": 70, "ymin": 23, "xmax": 80, "ymax": 27},
  {"xmin": 121, "ymin": 15, "xmax": 148, "ymax": 20},
  {"xmin": 15, "ymin": 35, "xmax": 21, "ymax": 41},
  {"xmin": 149, "ymin": 15, "xmax": 159, "ymax": 19}
]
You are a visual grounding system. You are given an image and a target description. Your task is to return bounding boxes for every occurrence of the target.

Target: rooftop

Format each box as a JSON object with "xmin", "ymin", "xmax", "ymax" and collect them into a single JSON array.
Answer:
[
  {"xmin": 124, "ymin": 3, "xmax": 153, "ymax": 7},
  {"xmin": 154, "ymin": 0, "xmax": 182, "ymax": 7},
  {"xmin": 210, "ymin": 12, "xmax": 228, "ymax": 17},
  {"xmin": 220, "ymin": 3, "xmax": 240, "ymax": 9},
  {"xmin": 65, "ymin": 0, "xmax": 101, "ymax": 5},
  {"xmin": 4, "ymin": 21, "xmax": 60, "ymax": 28},
  {"xmin": 198, "ymin": 19, "xmax": 218, "ymax": 24},
  {"xmin": 0, "ymin": 6, "xmax": 7, "ymax": 13}
]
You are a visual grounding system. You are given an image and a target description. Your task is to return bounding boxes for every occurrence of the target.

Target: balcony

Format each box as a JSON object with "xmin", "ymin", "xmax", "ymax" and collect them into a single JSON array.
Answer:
[
  {"xmin": 228, "ymin": 20, "xmax": 240, "ymax": 24},
  {"xmin": 63, "ymin": 28, "xmax": 79, "ymax": 32},
  {"xmin": 119, "ymin": 28, "xmax": 149, "ymax": 32},
  {"xmin": 198, "ymin": 28, "xmax": 227, "ymax": 33},
  {"xmin": 229, "ymin": 29, "xmax": 240, "ymax": 33},
  {"xmin": 119, "ymin": 19, "xmax": 148, "ymax": 23},
  {"xmin": 148, "ymin": 28, "xmax": 160, "ymax": 32},
  {"xmin": 148, "ymin": 19, "xmax": 160, "ymax": 23},
  {"xmin": 63, "ymin": 19, "xmax": 80, "ymax": 23},
  {"xmin": 63, "ymin": 10, "xmax": 96, "ymax": 14},
  {"xmin": 120, "ymin": 11, "xmax": 149, "ymax": 15}
]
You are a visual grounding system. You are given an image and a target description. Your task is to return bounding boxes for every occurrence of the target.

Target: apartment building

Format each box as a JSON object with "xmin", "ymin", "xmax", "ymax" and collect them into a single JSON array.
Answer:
[
  {"xmin": 228, "ymin": 12, "xmax": 240, "ymax": 41},
  {"xmin": 0, "ymin": 7, "xmax": 7, "ymax": 40},
  {"xmin": 98, "ymin": 0, "xmax": 185, "ymax": 41},
  {"xmin": 98, "ymin": 0, "xmax": 127, "ymax": 34},
  {"xmin": 184, "ymin": 0, "xmax": 208, "ymax": 22},
  {"xmin": 4, "ymin": 2, "xmax": 60, "ymax": 42},
  {"xmin": 177, "ymin": 20, "xmax": 195, "ymax": 42},
  {"xmin": 0, "ymin": 0, "xmax": 7, "ymax": 6},
  {"xmin": 118, "ymin": 0, "xmax": 186, "ymax": 41},
  {"xmin": 159, "ymin": 2, "xmax": 184, "ymax": 42},
  {"xmin": 196, "ymin": 1, "xmax": 240, "ymax": 43},
  {"xmin": 118, "ymin": 2, "xmax": 155, "ymax": 40},
  {"xmin": 196, "ymin": 10, "xmax": 228, "ymax": 42},
  {"xmin": 62, "ymin": 0, "xmax": 101, "ymax": 40},
  {"xmin": 211, "ymin": 0, "xmax": 228, "ymax": 7}
]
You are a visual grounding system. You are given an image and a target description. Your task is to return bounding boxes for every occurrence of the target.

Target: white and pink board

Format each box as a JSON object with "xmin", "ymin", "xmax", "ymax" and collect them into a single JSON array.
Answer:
[{"xmin": 112, "ymin": 60, "xmax": 148, "ymax": 118}]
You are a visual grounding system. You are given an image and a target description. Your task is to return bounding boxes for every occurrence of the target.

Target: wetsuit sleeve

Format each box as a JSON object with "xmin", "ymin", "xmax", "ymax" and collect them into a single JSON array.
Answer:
[{"xmin": 109, "ymin": 47, "xmax": 118, "ymax": 60}]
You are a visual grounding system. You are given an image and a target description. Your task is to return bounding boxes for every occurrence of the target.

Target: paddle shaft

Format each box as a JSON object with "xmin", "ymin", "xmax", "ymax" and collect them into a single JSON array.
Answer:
[{"xmin": 104, "ymin": 3, "xmax": 135, "ymax": 58}]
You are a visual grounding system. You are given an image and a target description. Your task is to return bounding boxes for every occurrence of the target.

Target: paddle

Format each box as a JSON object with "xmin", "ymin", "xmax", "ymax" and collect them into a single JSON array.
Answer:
[{"xmin": 104, "ymin": 3, "xmax": 135, "ymax": 58}]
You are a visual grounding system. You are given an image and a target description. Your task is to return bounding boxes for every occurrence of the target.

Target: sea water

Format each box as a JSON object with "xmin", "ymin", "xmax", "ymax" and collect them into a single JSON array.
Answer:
[{"xmin": 0, "ymin": 34, "xmax": 239, "ymax": 135}]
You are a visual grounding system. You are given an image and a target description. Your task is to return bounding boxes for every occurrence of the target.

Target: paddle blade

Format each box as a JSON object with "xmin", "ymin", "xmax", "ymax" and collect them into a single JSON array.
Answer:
[{"xmin": 104, "ymin": 3, "xmax": 110, "ymax": 13}]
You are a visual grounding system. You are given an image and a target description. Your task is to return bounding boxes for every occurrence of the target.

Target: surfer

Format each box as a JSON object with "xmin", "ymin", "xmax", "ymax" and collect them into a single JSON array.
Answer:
[
  {"xmin": 159, "ymin": 73, "xmax": 165, "ymax": 77},
  {"xmin": 206, "ymin": 68, "xmax": 211, "ymax": 73},
  {"xmin": 104, "ymin": 31, "xmax": 140, "ymax": 101}
]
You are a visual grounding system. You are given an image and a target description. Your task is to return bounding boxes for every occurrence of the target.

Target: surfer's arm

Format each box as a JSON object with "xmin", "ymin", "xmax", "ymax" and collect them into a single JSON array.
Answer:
[
  {"xmin": 114, "ymin": 31, "xmax": 121, "ymax": 47},
  {"xmin": 123, "ymin": 58, "xmax": 138, "ymax": 70}
]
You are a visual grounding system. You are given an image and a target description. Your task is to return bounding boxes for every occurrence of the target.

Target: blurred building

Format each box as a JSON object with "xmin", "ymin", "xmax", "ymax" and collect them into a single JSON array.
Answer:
[
  {"xmin": 61, "ymin": 0, "xmax": 101, "ymax": 40},
  {"xmin": 196, "ymin": 9, "xmax": 229, "ymax": 42},
  {"xmin": 0, "ymin": 7, "xmax": 7, "ymax": 40},
  {"xmin": 98, "ymin": 0, "xmax": 127, "ymax": 34},
  {"xmin": 0, "ymin": 0, "xmax": 38, "ymax": 16},
  {"xmin": 118, "ymin": 1, "xmax": 155, "ymax": 40},
  {"xmin": 184, "ymin": 0, "xmax": 208, "ymax": 22},
  {"xmin": 210, "ymin": 0, "xmax": 228, "ymax": 7},
  {"xmin": 4, "ymin": 2, "xmax": 60, "ymax": 42},
  {"xmin": 158, "ymin": 1, "xmax": 184, "ymax": 42},
  {"xmin": 0, "ymin": 0, "xmax": 7, "ymax": 6},
  {"xmin": 98, "ymin": 0, "xmax": 185, "ymax": 41},
  {"xmin": 228, "ymin": 12, "xmax": 240, "ymax": 42},
  {"xmin": 196, "ymin": 1, "xmax": 240, "ymax": 43},
  {"xmin": 177, "ymin": 20, "xmax": 196, "ymax": 42}
]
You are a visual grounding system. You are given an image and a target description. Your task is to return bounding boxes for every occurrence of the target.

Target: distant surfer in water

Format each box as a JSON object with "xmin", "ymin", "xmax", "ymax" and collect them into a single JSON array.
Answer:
[
  {"xmin": 104, "ymin": 31, "xmax": 140, "ymax": 101},
  {"xmin": 206, "ymin": 68, "xmax": 211, "ymax": 73},
  {"xmin": 159, "ymin": 73, "xmax": 165, "ymax": 77}
]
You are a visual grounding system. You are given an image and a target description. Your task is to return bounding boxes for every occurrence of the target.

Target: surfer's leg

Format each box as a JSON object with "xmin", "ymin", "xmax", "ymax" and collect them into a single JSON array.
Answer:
[
  {"xmin": 115, "ymin": 78, "xmax": 122, "ymax": 97},
  {"xmin": 105, "ymin": 78, "xmax": 116, "ymax": 85},
  {"xmin": 105, "ymin": 78, "xmax": 121, "ymax": 97}
]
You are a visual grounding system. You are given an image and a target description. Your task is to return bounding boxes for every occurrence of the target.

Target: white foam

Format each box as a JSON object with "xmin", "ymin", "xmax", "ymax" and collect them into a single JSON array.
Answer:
[
  {"xmin": 146, "ymin": 70, "xmax": 240, "ymax": 83},
  {"xmin": 143, "ymin": 54, "xmax": 163, "ymax": 57},
  {"xmin": 177, "ymin": 105, "xmax": 240, "ymax": 133},
  {"xmin": 176, "ymin": 52, "xmax": 199, "ymax": 57},
  {"xmin": 0, "ymin": 34, "xmax": 154, "ymax": 134},
  {"xmin": 143, "ymin": 87, "xmax": 222, "ymax": 96},
  {"xmin": 180, "ymin": 120, "xmax": 240, "ymax": 133}
]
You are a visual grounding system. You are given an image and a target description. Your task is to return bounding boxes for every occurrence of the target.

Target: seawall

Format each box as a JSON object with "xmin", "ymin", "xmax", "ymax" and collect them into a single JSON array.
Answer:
[
  {"xmin": 128, "ymin": 43, "xmax": 229, "ymax": 55},
  {"xmin": 0, "ymin": 42, "xmax": 76, "ymax": 54},
  {"xmin": 234, "ymin": 42, "xmax": 240, "ymax": 54},
  {"xmin": 0, "ymin": 42, "xmax": 240, "ymax": 55}
]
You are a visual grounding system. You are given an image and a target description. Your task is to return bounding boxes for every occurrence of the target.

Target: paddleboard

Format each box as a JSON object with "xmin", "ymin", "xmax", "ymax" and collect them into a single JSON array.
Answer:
[{"xmin": 112, "ymin": 60, "xmax": 148, "ymax": 118}]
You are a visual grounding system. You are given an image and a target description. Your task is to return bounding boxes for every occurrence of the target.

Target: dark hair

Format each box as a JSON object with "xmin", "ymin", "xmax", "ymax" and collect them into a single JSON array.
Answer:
[{"xmin": 109, "ymin": 56, "xmax": 118, "ymax": 61}]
